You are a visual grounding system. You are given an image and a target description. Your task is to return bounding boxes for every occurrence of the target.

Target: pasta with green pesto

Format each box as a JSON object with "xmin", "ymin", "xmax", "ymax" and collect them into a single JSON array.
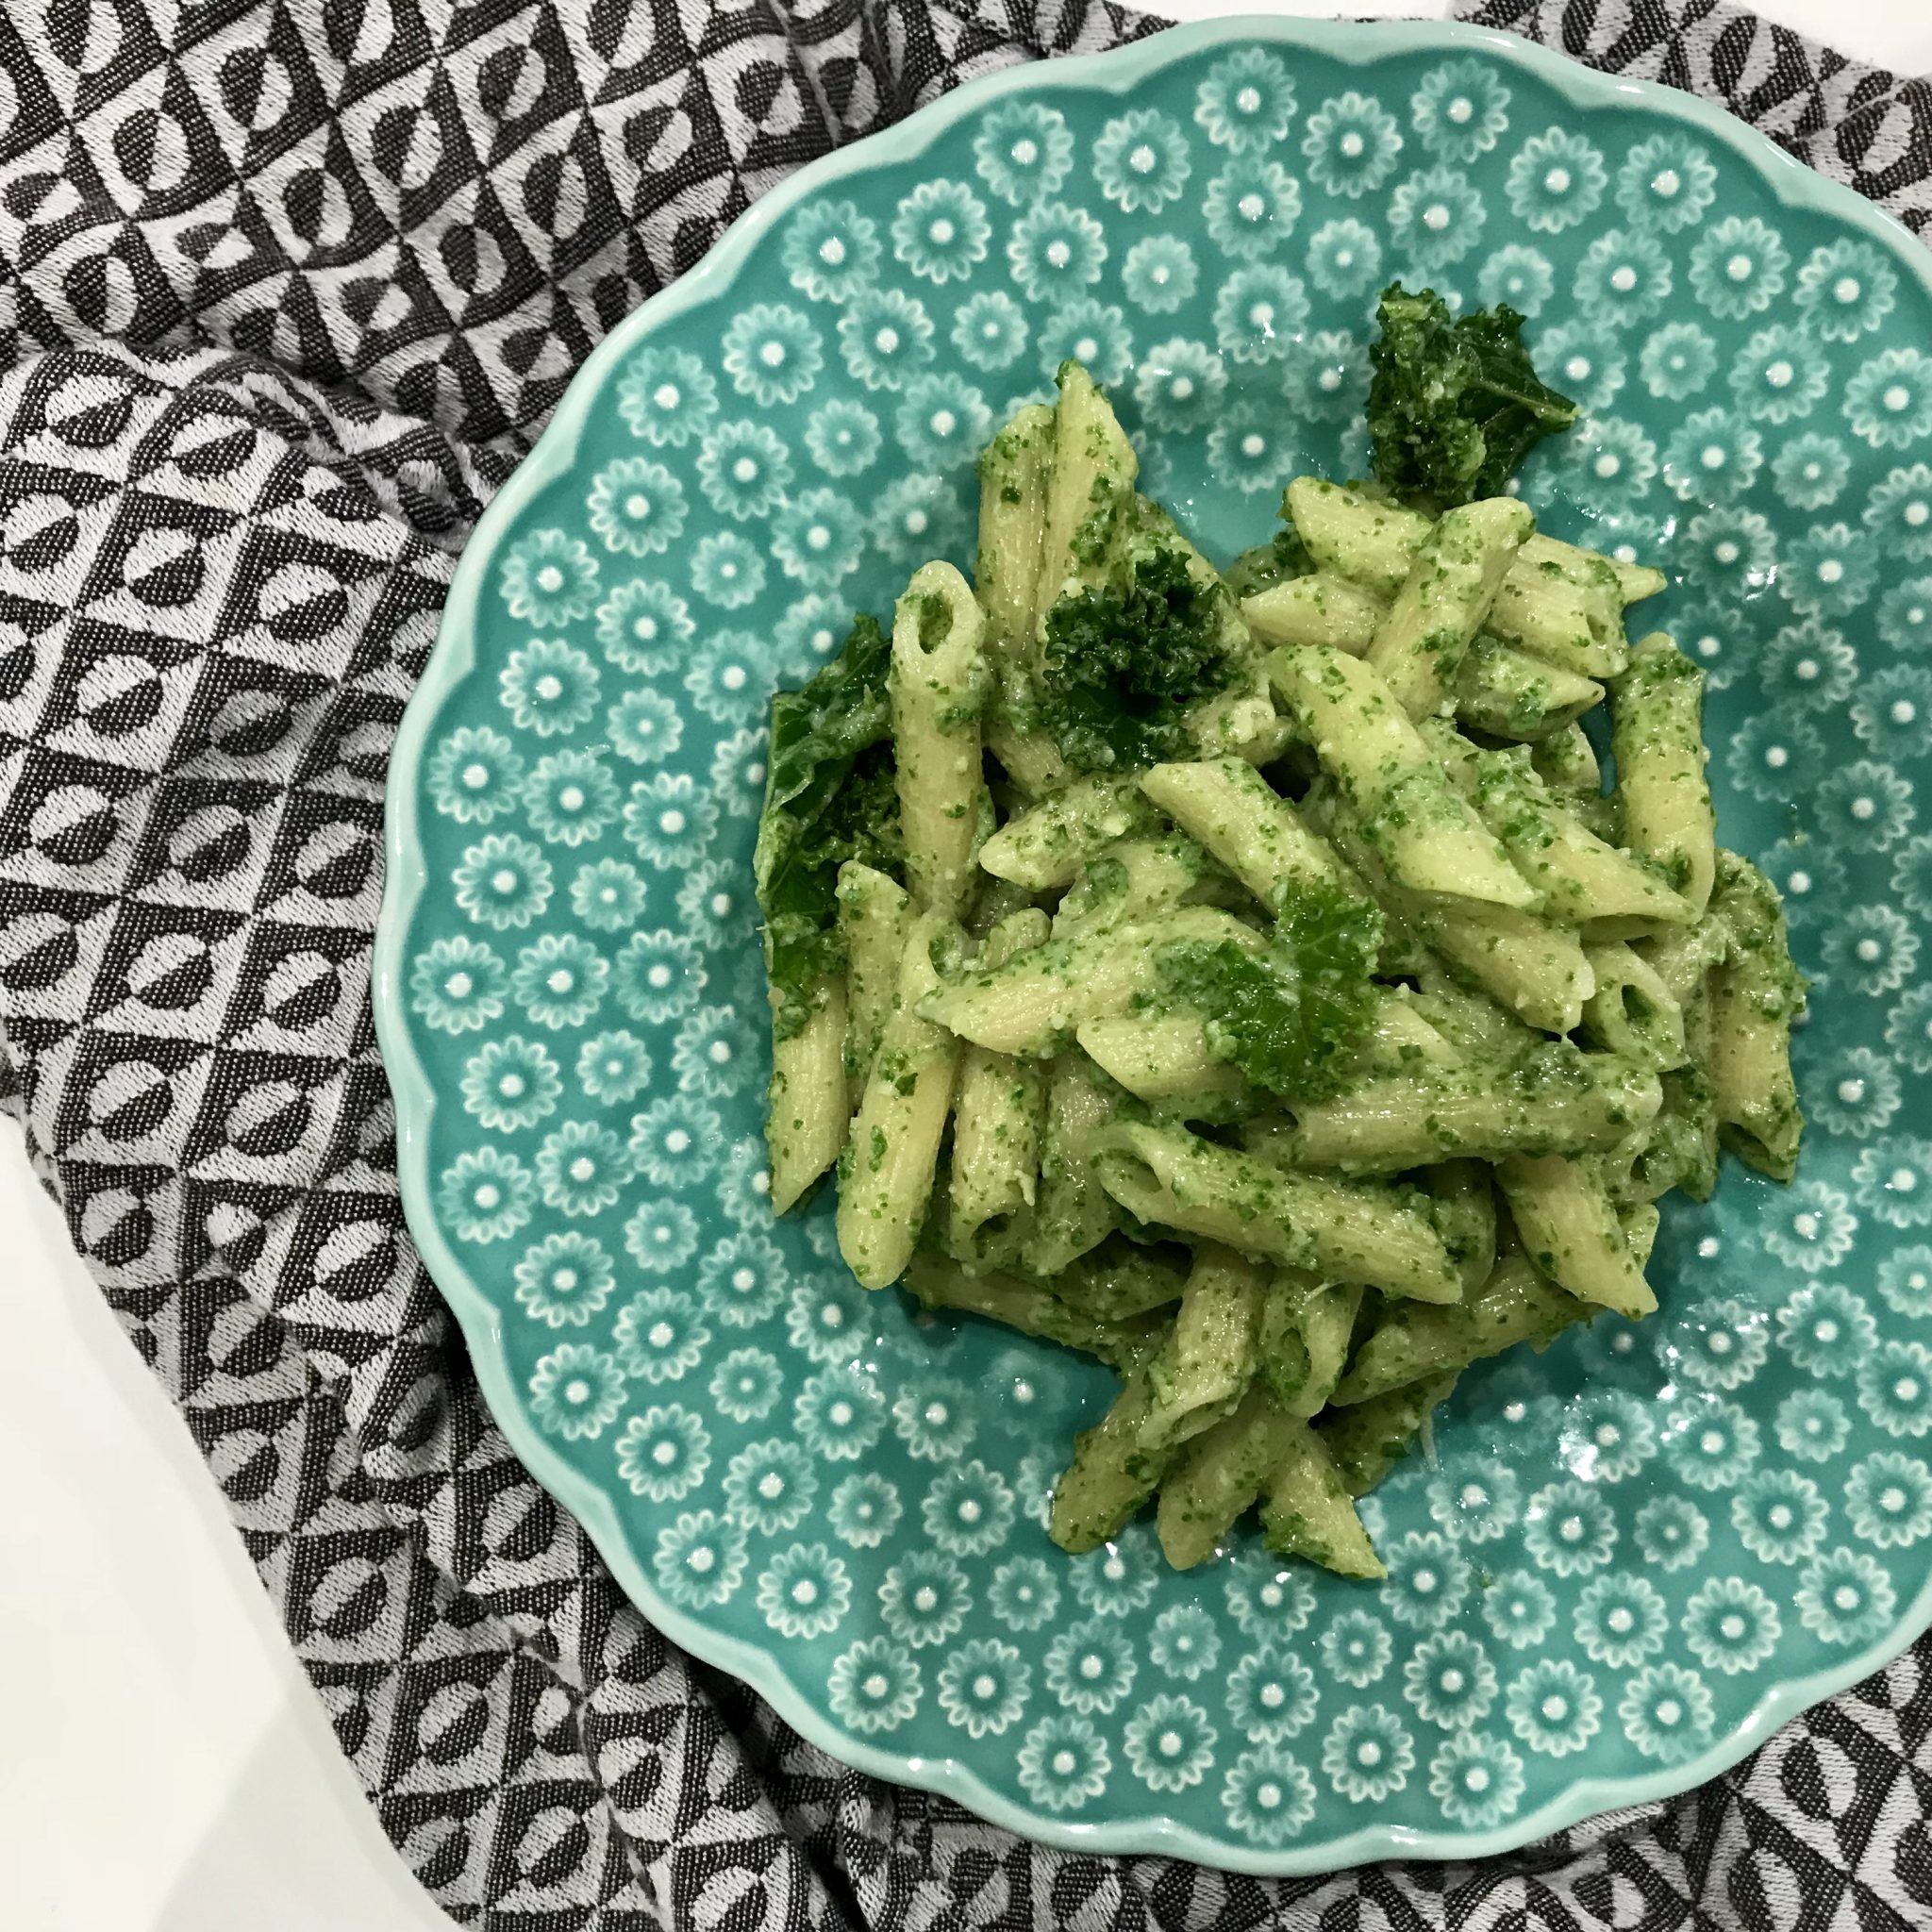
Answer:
[{"xmin": 752, "ymin": 287, "xmax": 1807, "ymax": 1581}]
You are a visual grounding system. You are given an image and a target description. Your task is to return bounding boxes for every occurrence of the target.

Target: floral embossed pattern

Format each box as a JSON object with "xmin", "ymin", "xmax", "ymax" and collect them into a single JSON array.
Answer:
[{"xmin": 377, "ymin": 25, "xmax": 1932, "ymax": 1870}]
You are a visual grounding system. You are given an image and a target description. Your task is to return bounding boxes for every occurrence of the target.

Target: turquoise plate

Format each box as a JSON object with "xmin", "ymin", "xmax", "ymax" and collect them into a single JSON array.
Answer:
[{"xmin": 375, "ymin": 19, "xmax": 1932, "ymax": 1870}]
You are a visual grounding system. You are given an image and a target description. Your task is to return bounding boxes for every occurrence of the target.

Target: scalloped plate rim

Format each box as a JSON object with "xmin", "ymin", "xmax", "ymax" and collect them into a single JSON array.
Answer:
[{"xmin": 372, "ymin": 15, "xmax": 1932, "ymax": 1872}]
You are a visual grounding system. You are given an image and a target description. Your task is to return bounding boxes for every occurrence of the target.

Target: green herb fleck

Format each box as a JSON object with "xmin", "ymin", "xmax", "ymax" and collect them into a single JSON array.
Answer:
[
  {"xmin": 753, "ymin": 615, "xmax": 905, "ymax": 1040},
  {"xmin": 1038, "ymin": 542, "xmax": 1234, "ymax": 773},
  {"xmin": 1366, "ymin": 283, "xmax": 1577, "ymax": 508},
  {"xmin": 1155, "ymin": 879, "xmax": 1383, "ymax": 1099}
]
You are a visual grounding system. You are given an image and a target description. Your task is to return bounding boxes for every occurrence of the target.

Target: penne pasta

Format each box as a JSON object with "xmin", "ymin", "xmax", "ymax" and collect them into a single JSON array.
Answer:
[
  {"xmin": 1707, "ymin": 850, "xmax": 1806, "ymax": 1180},
  {"xmin": 766, "ymin": 975, "xmax": 847, "ymax": 1214},
  {"xmin": 890, "ymin": 561, "xmax": 990, "ymax": 919},
  {"xmin": 1365, "ymin": 496, "xmax": 1533, "ymax": 719},
  {"xmin": 1609, "ymin": 631, "xmax": 1717, "ymax": 915},
  {"xmin": 1268, "ymin": 644, "xmax": 1537, "ymax": 910},
  {"xmin": 752, "ymin": 346, "xmax": 1812, "ymax": 1585},
  {"xmin": 948, "ymin": 909, "xmax": 1050, "ymax": 1247},
  {"xmin": 837, "ymin": 911, "xmax": 962, "ymax": 1289}
]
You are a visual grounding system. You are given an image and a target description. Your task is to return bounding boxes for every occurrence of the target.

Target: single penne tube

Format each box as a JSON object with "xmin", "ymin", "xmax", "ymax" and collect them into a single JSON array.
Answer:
[
  {"xmin": 767, "ymin": 975, "xmax": 847, "ymax": 1214},
  {"xmin": 976, "ymin": 773, "xmax": 1159, "ymax": 890},
  {"xmin": 1456, "ymin": 635, "xmax": 1604, "ymax": 741},
  {"xmin": 905, "ymin": 1253, "xmax": 1155, "ymax": 1369},
  {"xmin": 978, "ymin": 400, "xmax": 1070, "ymax": 804},
  {"xmin": 1240, "ymin": 573, "xmax": 1386, "ymax": 654},
  {"xmin": 1138, "ymin": 757, "xmax": 1353, "ymax": 910},
  {"xmin": 1329, "ymin": 1253, "xmax": 1588, "ymax": 1407},
  {"xmin": 891, "ymin": 562, "xmax": 989, "ymax": 919},
  {"xmin": 1260, "ymin": 1421, "xmax": 1385, "ymax": 1577},
  {"xmin": 1052, "ymin": 833, "xmax": 1219, "ymax": 940},
  {"xmin": 1316, "ymin": 1372, "xmax": 1460, "ymax": 1499},
  {"xmin": 1518, "ymin": 530, "xmax": 1666, "ymax": 606},
  {"xmin": 1530, "ymin": 719, "xmax": 1604, "ymax": 795},
  {"xmin": 1404, "ymin": 894, "xmax": 1596, "ymax": 1036},
  {"xmin": 1076, "ymin": 1011, "xmax": 1245, "ymax": 1111},
  {"xmin": 949, "ymin": 911, "xmax": 1050, "ymax": 1246},
  {"xmin": 837, "ymin": 911, "xmax": 961, "ymax": 1289},
  {"xmin": 1707, "ymin": 851, "xmax": 1806, "ymax": 1180},
  {"xmin": 1242, "ymin": 1046, "xmax": 1660, "ymax": 1174},
  {"xmin": 1038, "ymin": 359, "xmax": 1137, "ymax": 614},
  {"xmin": 974, "ymin": 403, "xmax": 1053, "ymax": 663},
  {"xmin": 1024, "ymin": 1054, "xmax": 1120, "ymax": 1276},
  {"xmin": 1473, "ymin": 746, "xmax": 1697, "ymax": 931},
  {"xmin": 1158, "ymin": 1383, "xmax": 1298, "ymax": 1569},
  {"xmin": 1485, "ymin": 558, "xmax": 1628, "ymax": 678},
  {"xmin": 837, "ymin": 860, "xmax": 912, "ymax": 1088},
  {"xmin": 1050, "ymin": 1360, "xmax": 1174, "ymax": 1553},
  {"xmin": 1140, "ymin": 1244, "xmax": 1270, "ymax": 1453},
  {"xmin": 1581, "ymin": 941, "xmax": 1688, "ymax": 1070},
  {"xmin": 1366, "ymin": 497, "xmax": 1535, "ymax": 719},
  {"xmin": 1425, "ymin": 1158, "xmax": 1496, "ymax": 1297},
  {"xmin": 918, "ymin": 905, "xmax": 1262, "ymax": 1057},
  {"xmin": 1285, "ymin": 476, "xmax": 1434, "ymax": 596},
  {"xmin": 1608, "ymin": 632, "xmax": 1717, "ymax": 914},
  {"xmin": 1317, "ymin": 795, "xmax": 1594, "ymax": 1033},
  {"xmin": 1426, "ymin": 903, "xmax": 1594, "ymax": 1034},
  {"xmin": 1267, "ymin": 645, "xmax": 1536, "ymax": 909},
  {"xmin": 1495, "ymin": 1152, "xmax": 1657, "ymax": 1319},
  {"xmin": 1092, "ymin": 1119, "xmax": 1461, "ymax": 1303}
]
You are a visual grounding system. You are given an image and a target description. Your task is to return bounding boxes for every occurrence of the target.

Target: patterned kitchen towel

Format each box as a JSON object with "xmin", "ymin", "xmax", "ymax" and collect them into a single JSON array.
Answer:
[
  {"xmin": 1, "ymin": 2, "xmax": 1929, "ymax": 1928},
  {"xmin": 1451, "ymin": 1, "xmax": 1931, "ymax": 240}
]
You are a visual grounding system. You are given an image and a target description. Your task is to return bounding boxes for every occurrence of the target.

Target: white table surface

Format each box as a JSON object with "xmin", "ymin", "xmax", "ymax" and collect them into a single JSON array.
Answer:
[{"xmin": 4, "ymin": 4, "xmax": 1924, "ymax": 1927}]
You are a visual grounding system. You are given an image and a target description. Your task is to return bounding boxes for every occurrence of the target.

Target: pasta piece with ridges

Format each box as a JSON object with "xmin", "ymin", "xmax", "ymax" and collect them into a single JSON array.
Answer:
[
  {"xmin": 766, "ymin": 975, "xmax": 847, "ymax": 1214},
  {"xmin": 837, "ymin": 910, "xmax": 961, "ymax": 1289},
  {"xmin": 1364, "ymin": 496, "xmax": 1533, "ymax": 719},
  {"xmin": 1092, "ymin": 1119, "xmax": 1460, "ymax": 1303},
  {"xmin": 1267, "ymin": 644, "xmax": 1538, "ymax": 910},
  {"xmin": 1608, "ymin": 631, "xmax": 1717, "ymax": 916},
  {"xmin": 890, "ymin": 561, "xmax": 988, "ymax": 920}
]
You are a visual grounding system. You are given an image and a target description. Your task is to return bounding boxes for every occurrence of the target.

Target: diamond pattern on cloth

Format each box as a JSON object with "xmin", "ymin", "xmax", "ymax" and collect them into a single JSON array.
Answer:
[{"xmin": 2, "ymin": 1, "xmax": 1930, "ymax": 1927}]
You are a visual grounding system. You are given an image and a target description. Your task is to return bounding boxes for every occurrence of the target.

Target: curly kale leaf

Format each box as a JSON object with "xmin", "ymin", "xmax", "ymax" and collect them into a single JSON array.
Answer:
[
  {"xmin": 754, "ymin": 615, "xmax": 903, "ymax": 1039},
  {"xmin": 1037, "ymin": 542, "xmax": 1235, "ymax": 773},
  {"xmin": 1156, "ymin": 879, "xmax": 1384, "ymax": 1100},
  {"xmin": 1366, "ymin": 283, "xmax": 1577, "ymax": 508}
]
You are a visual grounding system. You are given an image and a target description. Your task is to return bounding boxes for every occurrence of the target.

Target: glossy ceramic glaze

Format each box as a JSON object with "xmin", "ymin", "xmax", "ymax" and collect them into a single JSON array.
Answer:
[{"xmin": 374, "ymin": 20, "xmax": 1932, "ymax": 1869}]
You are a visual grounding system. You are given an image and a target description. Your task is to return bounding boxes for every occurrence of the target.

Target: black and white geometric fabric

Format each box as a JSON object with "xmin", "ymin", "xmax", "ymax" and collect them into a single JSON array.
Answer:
[
  {"xmin": 3, "ymin": 1, "xmax": 1931, "ymax": 1927},
  {"xmin": 1456, "ymin": 0, "xmax": 1932, "ymax": 242}
]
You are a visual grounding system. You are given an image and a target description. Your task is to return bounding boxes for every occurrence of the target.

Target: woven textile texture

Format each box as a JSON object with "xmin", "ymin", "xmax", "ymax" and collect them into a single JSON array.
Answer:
[{"xmin": 4, "ymin": 0, "xmax": 1931, "ymax": 1925}]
